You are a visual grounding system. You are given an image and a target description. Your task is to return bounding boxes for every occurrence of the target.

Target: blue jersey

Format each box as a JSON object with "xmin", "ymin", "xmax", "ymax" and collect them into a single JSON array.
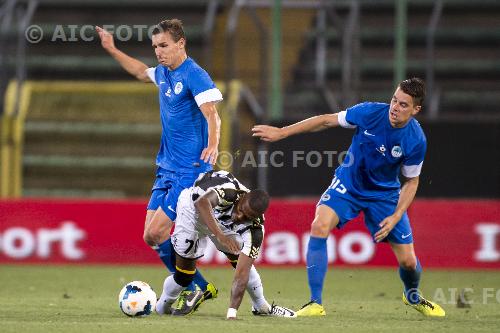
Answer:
[
  {"xmin": 147, "ymin": 57, "xmax": 222, "ymax": 173},
  {"xmin": 335, "ymin": 102, "xmax": 426, "ymax": 199}
]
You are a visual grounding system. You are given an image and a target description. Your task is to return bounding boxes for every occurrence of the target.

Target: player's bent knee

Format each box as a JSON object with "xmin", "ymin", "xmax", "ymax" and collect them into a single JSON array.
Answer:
[
  {"xmin": 143, "ymin": 222, "xmax": 170, "ymax": 246},
  {"xmin": 143, "ymin": 227, "xmax": 161, "ymax": 246},
  {"xmin": 310, "ymin": 218, "xmax": 332, "ymax": 237},
  {"xmin": 143, "ymin": 231, "xmax": 156, "ymax": 247},
  {"xmin": 399, "ymin": 257, "xmax": 417, "ymax": 270},
  {"xmin": 173, "ymin": 268, "xmax": 195, "ymax": 287}
]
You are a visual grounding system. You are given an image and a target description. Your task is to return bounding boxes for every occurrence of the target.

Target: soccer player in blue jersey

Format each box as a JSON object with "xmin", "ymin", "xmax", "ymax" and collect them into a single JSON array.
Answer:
[
  {"xmin": 252, "ymin": 78, "xmax": 445, "ymax": 317},
  {"xmin": 96, "ymin": 19, "xmax": 220, "ymax": 302}
]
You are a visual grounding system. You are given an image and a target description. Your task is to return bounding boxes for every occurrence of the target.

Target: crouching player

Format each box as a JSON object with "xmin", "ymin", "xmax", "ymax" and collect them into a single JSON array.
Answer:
[{"xmin": 155, "ymin": 170, "xmax": 296, "ymax": 319}]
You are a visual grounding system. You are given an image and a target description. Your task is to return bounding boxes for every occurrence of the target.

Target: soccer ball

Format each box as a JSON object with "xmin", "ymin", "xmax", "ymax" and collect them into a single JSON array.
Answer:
[{"xmin": 118, "ymin": 281, "xmax": 157, "ymax": 317}]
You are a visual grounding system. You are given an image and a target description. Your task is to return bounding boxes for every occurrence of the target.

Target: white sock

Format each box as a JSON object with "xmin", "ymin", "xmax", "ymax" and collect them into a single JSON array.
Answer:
[
  {"xmin": 156, "ymin": 275, "xmax": 185, "ymax": 315},
  {"xmin": 246, "ymin": 265, "xmax": 270, "ymax": 313}
]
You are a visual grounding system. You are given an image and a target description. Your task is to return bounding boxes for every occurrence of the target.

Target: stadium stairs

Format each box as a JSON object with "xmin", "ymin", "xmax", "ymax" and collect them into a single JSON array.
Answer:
[{"xmin": 284, "ymin": 0, "xmax": 500, "ymax": 120}]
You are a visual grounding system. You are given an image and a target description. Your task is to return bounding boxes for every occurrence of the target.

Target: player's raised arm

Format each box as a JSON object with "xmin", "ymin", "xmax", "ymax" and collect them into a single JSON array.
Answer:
[
  {"xmin": 199, "ymin": 102, "xmax": 221, "ymax": 164},
  {"xmin": 252, "ymin": 113, "xmax": 342, "ymax": 142},
  {"xmin": 194, "ymin": 190, "xmax": 241, "ymax": 254},
  {"xmin": 95, "ymin": 26, "xmax": 152, "ymax": 83}
]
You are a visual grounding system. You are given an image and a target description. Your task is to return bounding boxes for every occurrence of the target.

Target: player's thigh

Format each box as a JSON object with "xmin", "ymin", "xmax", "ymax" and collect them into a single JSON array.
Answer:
[
  {"xmin": 171, "ymin": 190, "xmax": 207, "ymax": 258},
  {"xmin": 389, "ymin": 242, "xmax": 417, "ymax": 270},
  {"xmin": 145, "ymin": 189, "xmax": 167, "ymax": 229},
  {"xmin": 144, "ymin": 209, "xmax": 156, "ymax": 228},
  {"xmin": 310, "ymin": 205, "xmax": 341, "ymax": 237},
  {"xmin": 314, "ymin": 186, "xmax": 362, "ymax": 237},
  {"xmin": 162, "ymin": 173, "xmax": 200, "ymax": 221},
  {"xmin": 172, "ymin": 228, "xmax": 207, "ymax": 260},
  {"xmin": 144, "ymin": 206, "xmax": 174, "ymax": 244}
]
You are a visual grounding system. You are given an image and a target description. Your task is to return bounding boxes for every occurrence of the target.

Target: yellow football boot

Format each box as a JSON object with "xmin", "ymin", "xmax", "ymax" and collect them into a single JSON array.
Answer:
[
  {"xmin": 296, "ymin": 301, "xmax": 326, "ymax": 317},
  {"xmin": 403, "ymin": 293, "xmax": 446, "ymax": 317}
]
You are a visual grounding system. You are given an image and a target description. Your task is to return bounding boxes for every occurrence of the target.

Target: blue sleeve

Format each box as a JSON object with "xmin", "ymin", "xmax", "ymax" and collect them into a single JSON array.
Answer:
[
  {"xmin": 403, "ymin": 140, "xmax": 426, "ymax": 166},
  {"xmin": 345, "ymin": 102, "xmax": 387, "ymax": 128},
  {"xmin": 188, "ymin": 67, "xmax": 216, "ymax": 97}
]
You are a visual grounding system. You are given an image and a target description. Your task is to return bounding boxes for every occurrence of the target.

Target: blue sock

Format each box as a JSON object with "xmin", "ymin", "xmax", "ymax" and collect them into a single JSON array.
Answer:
[
  {"xmin": 306, "ymin": 236, "xmax": 328, "ymax": 304},
  {"xmin": 155, "ymin": 238, "xmax": 176, "ymax": 273},
  {"xmin": 193, "ymin": 271, "xmax": 209, "ymax": 291},
  {"xmin": 155, "ymin": 238, "xmax": 209, "ymax": 292},
  {"xmin": 399, "ymin": 258, "xmax": 422, "ymax": 304}
]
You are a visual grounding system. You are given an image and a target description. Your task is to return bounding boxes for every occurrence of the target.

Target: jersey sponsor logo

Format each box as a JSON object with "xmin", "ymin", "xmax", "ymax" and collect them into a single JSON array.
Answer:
[
  {"xmin": 376, "ymin": 144, "xmax": 386, "ymax": 156},
  {"xmin": 401, "ymin": 232, "xmax": 412, "ymax": 239},
  {"xmin": 165, "ymin": 87, "xmax": 172, "ymax": 97},
  {"xmin": 391, "ymin": 145, "xmax": 403, "ymax": 158},
  {"xmin": 174, "ymin": 82, "xmax": 183, "ymax": 95},
  {"xmin": 363, "ymin": 130, "xmax": 376, "ymax": 137}
]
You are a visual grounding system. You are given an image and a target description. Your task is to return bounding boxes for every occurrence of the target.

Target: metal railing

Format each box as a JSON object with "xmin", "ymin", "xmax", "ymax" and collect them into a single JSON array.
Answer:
[
  {"xmin": 224, "ymin": 0, "xmax": 447, "ymax": 119},
  {"xmin": 0, "ymin": 0, "xmax": 38, "ymax": 117},
  {"xmin": 225, "ymin": 0, "xmax": 362, "ymax": 116},
  {"xmin": 425, "ymin": 0, "xmax": 443, "ymax": 120}
]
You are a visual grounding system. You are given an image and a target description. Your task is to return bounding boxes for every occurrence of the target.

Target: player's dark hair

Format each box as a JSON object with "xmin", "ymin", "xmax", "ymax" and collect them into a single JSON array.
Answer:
[
  {"xmin": 399, "ymin": 77, "xmax": 426, "ymax": 107},
  {"xmin": 152, "ymin": 19, "xmax": 186, "ymax": 43},
  {"xmin": 247, "ymin": 189, "xmax": 270, "ymax": 216}
]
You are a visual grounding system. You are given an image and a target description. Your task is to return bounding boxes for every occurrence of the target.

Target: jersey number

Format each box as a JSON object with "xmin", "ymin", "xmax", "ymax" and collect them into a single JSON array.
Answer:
[
  {"xmin": 329, "ymin": 176, "xmax": 347, "ymax": 194},
  {"xmin": 184, "ymin": 239, "xmax": 200, "ymax": 254}
]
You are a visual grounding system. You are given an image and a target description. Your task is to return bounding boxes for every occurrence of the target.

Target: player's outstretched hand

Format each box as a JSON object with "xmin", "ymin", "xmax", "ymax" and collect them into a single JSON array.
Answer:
[
  {"xmin": 96, "ymin": 26, "xmax": 115, "ymax": 51},
  {"xmin": 374, "ymin": 214, "xmax": 400, "ymax": 242},
  {"xmin": 252, "ymin": 125, "xmax": 286, "ymax": 142},
  {"xmin": 200, "ymin": 145, "xmax": 218, "ymax": 165}
]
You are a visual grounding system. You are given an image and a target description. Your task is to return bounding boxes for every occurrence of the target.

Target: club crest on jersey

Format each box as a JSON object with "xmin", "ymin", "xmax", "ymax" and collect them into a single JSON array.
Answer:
[
  {"xmin": 174, "ymin": 82, "xmax": 183, "ymax": 95},
  {"xmin": 391, "ymin": 145, "xmax": 403, "ymax": 158}
]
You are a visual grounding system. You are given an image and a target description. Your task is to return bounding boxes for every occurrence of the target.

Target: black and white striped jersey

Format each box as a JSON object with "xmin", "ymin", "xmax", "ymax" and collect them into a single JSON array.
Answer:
[{"xmin": 189, "ymin": 170, "xmax": 265, "ymax": 231}]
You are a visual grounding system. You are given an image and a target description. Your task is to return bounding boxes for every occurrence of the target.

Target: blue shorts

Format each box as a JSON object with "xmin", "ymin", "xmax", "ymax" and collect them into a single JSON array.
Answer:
[
  {"xmin": 318, "ymin": 178, "xmax": 413, "ymax": 244},
  {"xmin": 147, "ymin": 167, "xmax": 203, "ymax": 221}
]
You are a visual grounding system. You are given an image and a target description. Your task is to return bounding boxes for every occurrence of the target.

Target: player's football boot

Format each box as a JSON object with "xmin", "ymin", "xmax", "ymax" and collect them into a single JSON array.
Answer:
[
  {"xmin": 296, "ymin": 301, "xmax": 326, "ymax": 316},
  {"xmin": 155, "ymin": 298, "xmax": 173, "ymax": 315},
  {"xmin": 175, "ymin": 290, "xmax": 192, "ymax": 305},
  {"xmin": 202, "ymin": 282, "xmax": 218, "ymax": 301},
  {"xmin": 251, "ymin": 302, "xmax": 297, "ymax": 318},
  {"xmin": 403, "ymin": 293, "xmax": 446, "ymax": 317},
  {"xmin": 171, "ymin": 289, "xmax": 204, "ymax": 316}
]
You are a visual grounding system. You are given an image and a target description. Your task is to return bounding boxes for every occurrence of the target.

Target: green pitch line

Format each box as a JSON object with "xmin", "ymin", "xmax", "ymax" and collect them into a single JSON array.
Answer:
[{"xmin": 0, "ymin": 265, "xmax": 499, "ymax": 333}]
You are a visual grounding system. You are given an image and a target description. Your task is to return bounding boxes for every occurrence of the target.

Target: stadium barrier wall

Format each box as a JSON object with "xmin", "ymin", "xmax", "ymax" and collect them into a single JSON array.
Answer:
[
  {"xmin": 265, "ymin": 121, "xmax": 500, "ymax": 198},
  {"xmin": 0, "ymin": 198, "xmax": 499, "ymax": 269}
]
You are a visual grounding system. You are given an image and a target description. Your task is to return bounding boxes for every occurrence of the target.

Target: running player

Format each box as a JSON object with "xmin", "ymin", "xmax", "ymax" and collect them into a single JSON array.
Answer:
[
  {"xmin": 155, "ymin": 170, "xmax": 296, "ymax": 319},
  {"xmin": 96, "ymin": 19, "xmax": 220, "ymax": 299},
  {"xmin": 252, "ymin": 78, "xmax": 445, "ymax": 317}
]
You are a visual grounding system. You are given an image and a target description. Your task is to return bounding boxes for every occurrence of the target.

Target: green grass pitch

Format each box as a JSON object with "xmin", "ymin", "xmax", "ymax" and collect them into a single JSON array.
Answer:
[{"xmin": 1, "ymin": 265, "xmax": 499, "ymax": 332}]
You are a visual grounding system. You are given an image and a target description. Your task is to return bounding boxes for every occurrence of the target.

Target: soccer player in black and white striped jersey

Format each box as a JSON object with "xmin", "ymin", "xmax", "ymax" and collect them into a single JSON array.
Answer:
[{"xmin": 155, "ymin": 171, "xmax": 296, "ymax": 319}]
